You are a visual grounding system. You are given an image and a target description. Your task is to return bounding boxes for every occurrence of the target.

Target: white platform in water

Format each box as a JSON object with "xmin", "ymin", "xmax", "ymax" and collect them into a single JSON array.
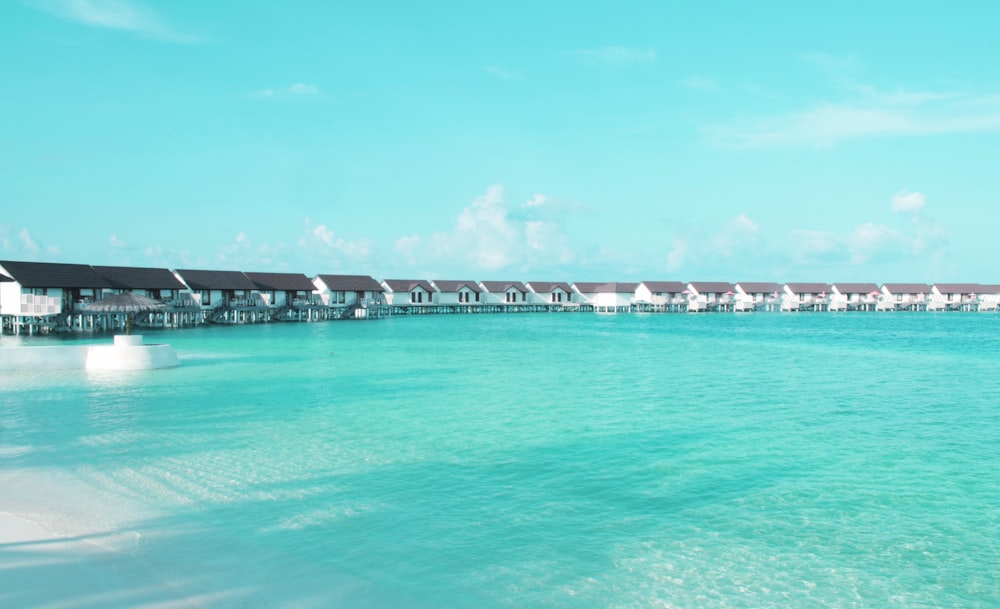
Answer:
[{"xmin": 0, "ymin": 335, "xmax": 180, "ymax": 371}]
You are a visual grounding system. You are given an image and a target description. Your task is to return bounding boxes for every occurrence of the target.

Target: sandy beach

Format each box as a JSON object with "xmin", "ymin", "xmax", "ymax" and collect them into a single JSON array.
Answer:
[{"xmin": 0, "ymin": 511, "xmax": 209, "ymax": 609}]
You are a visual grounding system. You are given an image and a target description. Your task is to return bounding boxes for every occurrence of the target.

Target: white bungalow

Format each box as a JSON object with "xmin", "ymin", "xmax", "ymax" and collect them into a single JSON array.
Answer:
[
  {"xmin": 479, "ymin": 281, "xmax": 529, "ymax": 305},
  {"xmin": 635, "ymin": 281, "xmax": 687, "ymax": 312},
  {"xmin": 431, "ymin": 280, "xmax": 482, "ymax": 306},
  {"xmin": 880, "ymin": 283, "xmax": 931, "ymax": 311},
  {"xmin": 782, "ymin": 283, "xmax": 832, "ymax": 312},
  {"xmin": 0, "ymin": 260, "xmax": 111, "ymax": 333},
  {"xmin": 244, "ymin": 272, "xmax": 319, "ymax": 308},
  {"xmin": 174, "ymin": 269, "xmax": 266, "ymax": 323},
  {"xmin": 525, "ymin": 282, "xmax": 574, "ymax": 306},
  {"xmin": 734, "ymin": 282, "xmax": 781, "ymax": 312},
  {"xmin": 929, "ymin": 283, "xmax": 982, "ymax": 312},
  {"xmin": 830, "ymin": 283, "xmax": 880, "ymax": 312},
  {"xmin": 381, "ymin": 279, "xmax": 435, "ymax": 306},
  {"xmin": 592, "ymin": 282, "xmax": 638, "ymax": 313},
  {"xmin": 314, "ymin": 274, "xmax": 384, "ymax": 307},
  {"xmin": 686, "ymin": 282, "xmax": 735, "ymax": 312},
  {"xmin": 976, "ymin": 285, "xmax": 1000, "ymax": 311},
  {"xmin": 93, "ymin": 264, "xmax": 198, "ymax": 328},
  {"xmin": 570, "ymin": 282, "xmax": 602, "ymax": 307}
]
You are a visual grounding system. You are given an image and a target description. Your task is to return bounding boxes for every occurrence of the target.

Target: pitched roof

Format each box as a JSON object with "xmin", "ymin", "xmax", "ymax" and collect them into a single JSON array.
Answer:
[
  {"xmin": 833, "ymin": 282, "xmax": 880, "ymax": 294},
  {"xmin": 174, "ymin": 269, "xmax": 257, "ymax": 291},
  {"xmin": 316, "ymin": 274, "xmax": 384, "ymax": 292},
  {"xmin": 736, "ymin": 282, "xmax": 781, "ymax": 293},
  {"xmin": 0, "ymin": 260, "xmax": 111, "ymax": 289},
  {"xmin": 597, "ymin": 282, "xmax": 639, "ymax": 293},
  {"xmin": 92, "ymin": 265, "xmax": 186, "ymax": 290},
  {"xmin": 244, "ymin": 271, "xmax": 316, "ymax": 292},
  {"xmin": 480, "ymin": 281, "xmax": 527, "ymax": 293},
  {"xmin": 933, "ymin": 283, "xmax": 982, "ymax": 294},
  {"xmin": 882, "ymin": 283, "xmax": 931, "ymax": 294},
  {"xmin": 526, "ymin": 281, "xmax": 572, "ymax": 293},
  {"xmin": 571, "ymin": 282, "xmax": 605, "ymax": 293},
  {"xmin": 688, "ymin": 282, "xmax": 734, "ymax": 294},
  {"xmin": 785, "ymin": 282, "xmax": 832, "ymax": 293},
  {"xmin": 432, "ymin": 280, "xmax": 481, "ymax": 293},
  {"xmin": 0, "ymin": 273, "xmax": 12, "ymax": 282},
  {"xmin": 979, "ymin": 284, "xmax": 1000, "ymax": 295},
  {"xmin": 383, "ymin": 279, "xmax": 435, "ymax": 293},
  {"xmin": 641, "ymin": 281, "xmax": 688, "ymax": 293}
]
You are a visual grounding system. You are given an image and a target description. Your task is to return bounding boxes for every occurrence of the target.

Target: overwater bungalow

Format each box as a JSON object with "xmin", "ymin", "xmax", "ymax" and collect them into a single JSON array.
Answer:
[
  {"xmin": 244, "ymin": 271, "xmax": 325, "ymax": 321},
  {"xmin": 830, "ymin": 283, "xmax": 880, "ymax": 312},
  {"xmin": 430, "ymin": 280, "xmax": 482, "ymax": 307},
  {"xmin": 0, "ymin": 260, "xmax": 111, "ymax": 334},
  {"xmin": 734, "ymin": 282, "xmax": 781, "ymax": 312},
  {"xmin": 314, "ymin": 274, "xmax": 385, "ymax": 318},
  {"xmin": 525, "ymin": 282, "xmax": 574, "ymax": 307},
  {"xmin": 635, "ymin": 282, "xmax": 687, "ymax": 312},
  {"xmin": 480, "ymin": 281, "xmax": 529, "ymax": 308},
  {"xmin": 782, "ymin": 283, "xmax": 832, "ymax": 312},
  {"xmin": 929, "ymin": 283, "xmax": 983, "ymax": 312},
  {"xmin": 92, "ymin": 264, "xmax": 198, "ymax": 329},
  {"xmin": 174, "ymin": 269, "xmax": 266, "ymax": 324},
  {"xmin": 687, "ymin": 282, "xmax": 735, "ymax": 312},
  {"xmin": 592, "ymin": 282, "xmax": 638, "ymax": 313},
  {"xmin": 880, "ymin": 283, "xmax": 931, "ymax": 311},
  {"xmin": 977, "ymin": 285, "xmax": 1000, "ymax": 311},
  {"xmin": 382, "ymin": 280, "xmax": 436, "ymax": 313}
]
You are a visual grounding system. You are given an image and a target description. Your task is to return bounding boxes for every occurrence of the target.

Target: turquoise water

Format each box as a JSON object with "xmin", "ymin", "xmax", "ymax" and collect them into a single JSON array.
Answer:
[{"xmin": 1, "ymin": 313, "xmax": 999, "ymax": 608}]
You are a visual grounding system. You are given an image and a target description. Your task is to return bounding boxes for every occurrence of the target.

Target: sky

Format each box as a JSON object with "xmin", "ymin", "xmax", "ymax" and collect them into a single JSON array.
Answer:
[{"xmin": 2, "ymin": 1, "xmax": 999, "ymax": 282}]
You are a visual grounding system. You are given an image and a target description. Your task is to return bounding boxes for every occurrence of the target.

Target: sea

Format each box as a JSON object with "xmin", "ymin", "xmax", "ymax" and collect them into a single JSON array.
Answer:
[{"xmin": 1, "ymin": 312, "xmax": 998, "ymax": 608}]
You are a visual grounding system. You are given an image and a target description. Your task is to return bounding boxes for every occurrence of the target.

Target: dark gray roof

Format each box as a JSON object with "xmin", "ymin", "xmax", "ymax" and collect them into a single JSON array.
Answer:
[
  {"xmin": 882, "ymin": 283, "xmax": 931, "ymax": 294},
  {"xmin": 244, "ymin": 272, "xmax": 316, "ymax": 292},
  {"xmin": 92, "ymin": 265, "xmax": 186, "ymax": 290},
  {"xmin": 0, "ymin": 272, "xmax": 12, "ymax": 282},
  {"xmin": 571, "ymin": 282, "xmax": 605, "ymax": 293},
  {"xmin": 833, "ymin": 283, "xmax": 880, "ymax": 294},
  {"xmin": 480, "ymin": 281, "xmax": 527, "ymax": 293},
  {"xmin": 933, "ymin": 283, "xmax": 982, "ymax": 294},
  {"xmin": 526, "ymin": 281, "xmax": 572, "ymax": 293},
  {"xmin": 0, "ymin": 260, "xmax": 111, "ymax": 289},
  {"xmin": 737, "ymin": 282, "xmax": 781, "ymax": 293},
  {"xmin": 641, "ymin": 281, "xmax": 688, "ymax": 293},
  {"xmin": 689, "ymin": 282, "xmax": 735, "ymax": 294},
  {"xmin": 175, "ymin": 269, "xmax": 257, "ymax": 291},
  {"xmin": 597, "ymin": 282, "xmax": 639, "ymax": 293},
  {"xmin": 317, "ymin": 274, "xmax": 384, "ymax": 292},
  {"xmin": 432, "ymin": 280, "xmax": 481, "ymax": 293},
  {"xmin": 383, "ymin": 279, "xmax": 435, "ymax": 293},
  {"xmin": 785, "ymin": 282, "xmax": 832, "ymax": 294}
]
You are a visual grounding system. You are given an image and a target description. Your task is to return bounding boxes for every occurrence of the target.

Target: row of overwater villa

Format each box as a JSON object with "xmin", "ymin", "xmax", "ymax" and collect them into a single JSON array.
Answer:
[{"xmin": 1, "ymin": 259, "xmax": 997, "ymax": 334}]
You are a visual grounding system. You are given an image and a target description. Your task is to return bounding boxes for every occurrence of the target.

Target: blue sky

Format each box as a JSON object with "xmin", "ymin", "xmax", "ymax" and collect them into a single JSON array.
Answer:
[{"xmin": 2, "ymin": 1, "xmax": 999, "ymax": 282}]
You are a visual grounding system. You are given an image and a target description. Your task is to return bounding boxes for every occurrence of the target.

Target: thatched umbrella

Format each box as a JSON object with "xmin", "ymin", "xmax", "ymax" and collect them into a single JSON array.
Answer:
[{"xmin": 84, "ymin": 292, "xmax": 167, "ymax": 334}]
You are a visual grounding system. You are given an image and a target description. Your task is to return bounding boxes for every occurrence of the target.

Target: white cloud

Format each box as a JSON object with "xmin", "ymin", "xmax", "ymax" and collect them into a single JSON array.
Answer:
[
  {"xmin": 847, "ymin": 222, "xmax": 905, "ymax": 263},
  {"xmin": 891, "ymin": 190, "xmax": 925, "ymax": 213},
  {"xmin": 574, "ymin": 46, "xmax": 656, "ymax": 66},
  {"xmin": 19, "ymin": 229, "xmax": 41, "ymax": 254},
  {"xmin": 704, "ymin": 82, "xmax": 1000, "ymax": 148},
  {"xmin": 108, "ymin": 234, "xmax": 129, "ymax": 248},
  {"xmin": 665, "ymin": 239, "xmax": 687, "ymax": 273},
  {"xmin": 28, "ymin": 0, "xmax": 199, "ymax": 43},
  {"xmin": 679, "ymin": 75, "xmax": 719, "ymax": 91},
  {"xmin": 522, "ymin": 194, "xmax": 547, "ymax": 208},
  {"xmin": 484, "ymin": 65, "xmax": 521, "ymax": 80},
  {"xmin": 250, "ymin": 83, "xmax": 320, "ymax": 99},
  {"xmin": 395, "ymin": 185, "xmax": 575, "ymax": 274},
  {"xmin": 299, "ymin": 219, "xmax": 372, "ymax": 263}
]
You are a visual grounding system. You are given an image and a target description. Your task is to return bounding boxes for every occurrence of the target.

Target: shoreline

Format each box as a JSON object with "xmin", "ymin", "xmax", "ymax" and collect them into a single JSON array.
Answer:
[{"xmin": 0, "ymin": 511, "xmax": 206, "ymax": 609}]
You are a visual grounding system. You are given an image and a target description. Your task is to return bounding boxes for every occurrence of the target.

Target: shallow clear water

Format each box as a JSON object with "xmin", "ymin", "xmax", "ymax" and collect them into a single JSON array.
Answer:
[{"xmin": 2, "ymin": 313, "xmax": 999, "ymax": 608}]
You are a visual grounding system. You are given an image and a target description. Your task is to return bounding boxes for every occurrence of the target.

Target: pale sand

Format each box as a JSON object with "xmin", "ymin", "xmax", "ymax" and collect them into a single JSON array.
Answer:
[{"xmin": 0, "ymin": 511, "xmax": 220, "ymax": 609}]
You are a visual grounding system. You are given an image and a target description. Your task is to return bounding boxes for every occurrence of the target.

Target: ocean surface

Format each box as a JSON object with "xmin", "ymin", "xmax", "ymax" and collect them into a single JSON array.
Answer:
[{"xmin": 1, "ymin": 313, "xmax": 998, "ymax": 608}]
